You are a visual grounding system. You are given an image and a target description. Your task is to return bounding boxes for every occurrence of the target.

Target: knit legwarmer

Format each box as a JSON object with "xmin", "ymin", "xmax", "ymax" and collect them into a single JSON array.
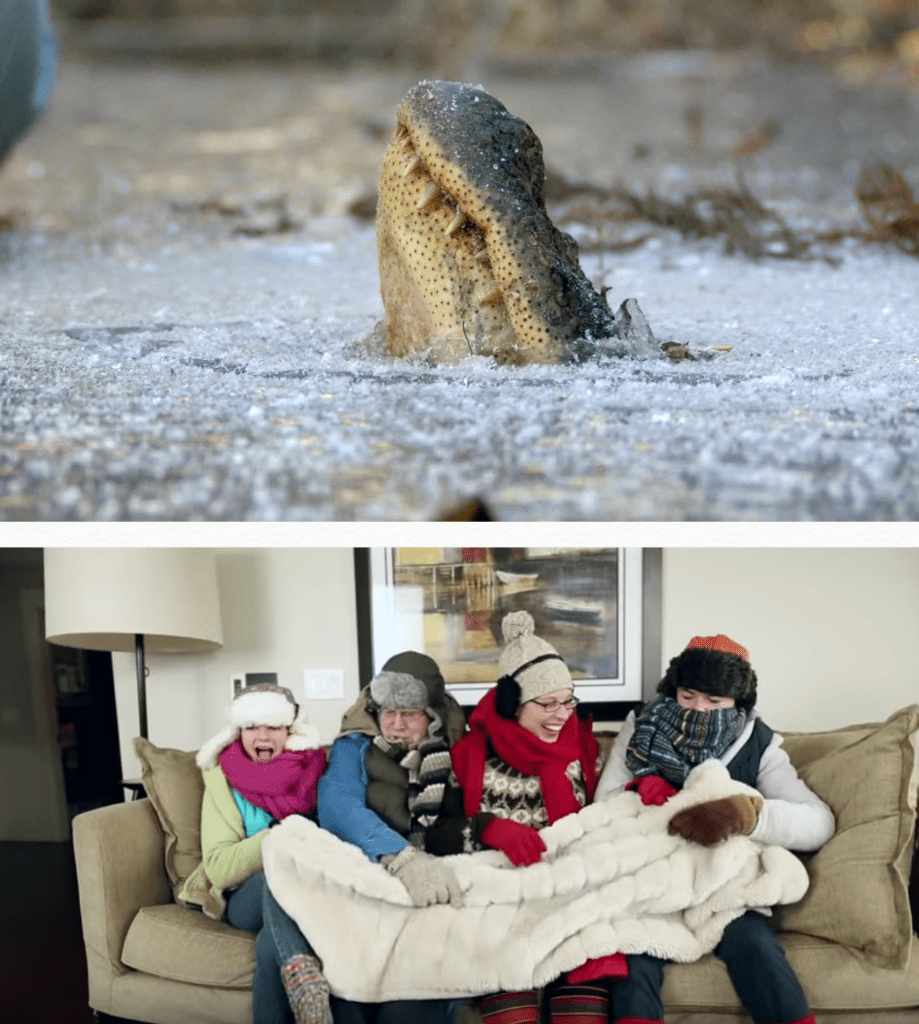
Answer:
[
  {"xmin": 479, "ymin": 989, "xmax": 539, "ymax": 1024},
  {"xmin": 280, "ymin": 953, "xmax": 332, "ymax": 1024},
  {"xmin": 548, "ymin": 982, "xmax": 610, "ymax": 1023}
]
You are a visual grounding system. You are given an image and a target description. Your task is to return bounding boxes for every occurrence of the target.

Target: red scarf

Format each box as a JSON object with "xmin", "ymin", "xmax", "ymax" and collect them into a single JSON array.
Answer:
[
  {"xmin": 219, "ymin": 740, "xmax": 327, "ymax": 821},
  {"xmin": 451, "ymin": 689, "xmax": 599, "ymax": 823}
]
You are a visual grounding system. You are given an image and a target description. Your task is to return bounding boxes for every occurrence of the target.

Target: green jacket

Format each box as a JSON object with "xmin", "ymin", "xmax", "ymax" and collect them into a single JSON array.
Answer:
[{"xmin": 178, "ymin": 766, "xmax": 268, "ymax": 920}]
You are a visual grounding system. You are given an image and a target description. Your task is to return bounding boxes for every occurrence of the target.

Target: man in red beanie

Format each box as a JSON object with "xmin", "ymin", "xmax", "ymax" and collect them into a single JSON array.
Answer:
[{"xmin": 595, "ymin": 635, "xmax": 835, "ymax": 1024}]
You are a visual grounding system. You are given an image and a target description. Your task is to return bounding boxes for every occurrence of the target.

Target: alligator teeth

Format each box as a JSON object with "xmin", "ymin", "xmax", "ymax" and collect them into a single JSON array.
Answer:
[
  {"xmin": 476, "ymin": 283, "xmax": 503, "ymax": 306},
  {"xmin": 402, "ymin": 154, "xmax": 422, "ymax": 177},
  {"xmin": 416, "ymin": 183, "xmax": 441, "ymax": 210},
  {"xmin": 445, "ymin": 211, "xmax": 466, "ymax": 237}
]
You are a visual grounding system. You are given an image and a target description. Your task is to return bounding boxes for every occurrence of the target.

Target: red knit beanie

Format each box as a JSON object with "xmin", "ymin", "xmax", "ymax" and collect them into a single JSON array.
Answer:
[
  {"xmin": 657, "ymin": 634, "xmax": 757, "ymax": 711},
  {"xmin": 685, "ymin": 634, "xmax": 749, "ymax": 661}
]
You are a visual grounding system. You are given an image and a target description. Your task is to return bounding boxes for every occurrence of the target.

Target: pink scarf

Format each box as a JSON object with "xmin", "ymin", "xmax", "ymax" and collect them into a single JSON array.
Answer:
[{"xmin": 219, "ymin": 740, "xmax": 327, "ymax": 821}]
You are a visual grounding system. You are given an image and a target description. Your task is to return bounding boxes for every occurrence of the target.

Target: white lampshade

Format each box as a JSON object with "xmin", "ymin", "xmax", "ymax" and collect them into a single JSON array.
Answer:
[
  {"xmin": 44, "ymin": 547, "xmax": 224, "ymax": 742},
  {"xmin": 44, "ymin": 548, "xmax": 224, "ymax": 654}
]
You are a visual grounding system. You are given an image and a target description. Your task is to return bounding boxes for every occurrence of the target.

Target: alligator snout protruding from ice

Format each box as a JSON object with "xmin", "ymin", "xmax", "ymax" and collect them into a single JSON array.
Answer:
[{"xmin": 374, "ymin": 80, "xmax": 661, "ymax": 365}]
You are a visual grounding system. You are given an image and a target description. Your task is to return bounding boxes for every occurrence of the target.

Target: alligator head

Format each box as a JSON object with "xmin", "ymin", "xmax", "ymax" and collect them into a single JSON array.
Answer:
[{"xmin": 375, "ymin": 80, "xmax": 660, "ymax": 365}]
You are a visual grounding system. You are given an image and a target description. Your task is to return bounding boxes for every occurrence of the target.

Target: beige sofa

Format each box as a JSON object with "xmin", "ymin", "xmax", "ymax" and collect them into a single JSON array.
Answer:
[{"xmin": 73, "ymin": 706, "xmax": 919, "ymax": 1024}]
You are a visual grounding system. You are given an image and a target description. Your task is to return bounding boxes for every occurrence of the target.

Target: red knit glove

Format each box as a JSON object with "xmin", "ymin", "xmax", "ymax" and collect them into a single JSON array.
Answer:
[
  {"xmin": 481, "ymin": 817, "xmax": 547, "ymax": 866},
  {"xmin": 626, "ymin": 774, "xmax": 679, "ymax": 806}
]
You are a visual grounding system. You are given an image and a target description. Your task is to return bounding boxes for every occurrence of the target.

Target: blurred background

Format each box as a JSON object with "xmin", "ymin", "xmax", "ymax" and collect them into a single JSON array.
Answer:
[
  {"xmin": 47, "ymin": 0, "xmax": 919, "ymax": 74},
  {"xmin": 7, "ymin": 0, "xmax": 915, "ymax": 251}
]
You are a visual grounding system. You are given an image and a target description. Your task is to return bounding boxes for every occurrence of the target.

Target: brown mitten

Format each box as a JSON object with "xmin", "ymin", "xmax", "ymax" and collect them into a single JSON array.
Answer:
[{"xmin": 668, "ymin": 794, "xmax": 763, "ymax": 846}]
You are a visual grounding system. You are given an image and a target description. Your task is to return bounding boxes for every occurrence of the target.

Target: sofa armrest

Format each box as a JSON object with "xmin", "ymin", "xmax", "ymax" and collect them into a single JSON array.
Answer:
[{"xmin": 73, "ymin": 797, "xmax": 173, "ymax": 977}]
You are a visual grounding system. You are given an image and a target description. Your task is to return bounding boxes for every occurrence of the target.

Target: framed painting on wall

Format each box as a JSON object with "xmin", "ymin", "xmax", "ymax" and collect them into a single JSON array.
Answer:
[{"xmin": 355, "ymin": 547, "xmax": 645, "ymax": 719}]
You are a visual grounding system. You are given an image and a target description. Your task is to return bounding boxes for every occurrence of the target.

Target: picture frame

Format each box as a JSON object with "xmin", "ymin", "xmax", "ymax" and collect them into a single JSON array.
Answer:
[{"xmin": 355, "ymin": 547, "xmax": 646, "ymax": 720}]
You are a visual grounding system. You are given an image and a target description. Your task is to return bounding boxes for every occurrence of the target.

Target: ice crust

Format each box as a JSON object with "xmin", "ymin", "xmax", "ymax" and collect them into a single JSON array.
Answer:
[{"xmin": 2, "ymin": 221, "xmax": 918, "ymax": 520}]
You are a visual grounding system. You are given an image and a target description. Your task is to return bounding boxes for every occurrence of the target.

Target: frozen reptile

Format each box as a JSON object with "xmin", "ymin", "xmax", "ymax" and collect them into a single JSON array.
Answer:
[{"xmin": 375, "ymin": 80, "xmax": 661, "ymax": 365}]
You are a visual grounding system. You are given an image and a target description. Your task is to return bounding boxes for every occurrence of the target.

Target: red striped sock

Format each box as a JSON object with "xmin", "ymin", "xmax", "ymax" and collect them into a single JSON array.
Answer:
[
  {"xmin": 478, "ymin": 990, "xmax": 540, "ymax": 1024},
  {"xmin": 549, "ymin": 983, "xmax": 610, "ymax": 1023}
]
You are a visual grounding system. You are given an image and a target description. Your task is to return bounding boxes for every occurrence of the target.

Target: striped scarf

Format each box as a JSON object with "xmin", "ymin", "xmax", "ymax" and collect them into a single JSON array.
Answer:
[
  {"xmin": 625, "ymin": 696, "xmax": 746, "ymax": 788},
  {"xmin": 373, "ymin": 733, "xmax": 452, "ymax": 842}
]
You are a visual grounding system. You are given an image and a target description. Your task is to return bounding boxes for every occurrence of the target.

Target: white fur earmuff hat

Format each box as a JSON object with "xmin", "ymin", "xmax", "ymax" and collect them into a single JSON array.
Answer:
[
  {"xmin": 495, "ymin": 610, "xmax": 572, "ymax": 716},
  {"xmin": 196, "ymin": 683, "xmax": 321, "ymax": 769}
]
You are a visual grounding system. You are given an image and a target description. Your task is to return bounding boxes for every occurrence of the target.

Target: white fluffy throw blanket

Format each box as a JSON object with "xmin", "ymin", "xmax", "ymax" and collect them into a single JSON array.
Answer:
[{"xmin": 262, "ymin": 761, "xmax": 808, "ymax": 1001}]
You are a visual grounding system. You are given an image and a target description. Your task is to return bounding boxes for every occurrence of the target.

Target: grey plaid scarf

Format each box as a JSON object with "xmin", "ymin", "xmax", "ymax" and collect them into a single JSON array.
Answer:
[
  {"xmin": 625, "ymin": 696, "xmax": 746, "ymax": 787},
  {"xmin": 373, "ymin": 733, "xmax": 452, "ymax": 842}
]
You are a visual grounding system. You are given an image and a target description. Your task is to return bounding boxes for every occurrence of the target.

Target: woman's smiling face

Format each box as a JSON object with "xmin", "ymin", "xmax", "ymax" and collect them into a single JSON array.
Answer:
[{"xmin": 240, "ymin": 725, "xmax": 290, "ymax": 762}]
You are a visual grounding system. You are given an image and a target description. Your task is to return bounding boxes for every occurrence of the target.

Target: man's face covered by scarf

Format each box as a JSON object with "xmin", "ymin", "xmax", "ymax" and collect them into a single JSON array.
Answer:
[
  {"xmin": 626, "ymin": 693, "xmax": 746, "ymax": 788},
  {"xmin": 675, "ymin": 687, "xmax": 736, "ymax": 712}
]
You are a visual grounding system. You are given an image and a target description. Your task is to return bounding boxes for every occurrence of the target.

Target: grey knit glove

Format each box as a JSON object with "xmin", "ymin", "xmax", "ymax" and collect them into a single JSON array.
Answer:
[{"xmin": 382, "ymin": 846, "xmax": 462, "ymax": 907}]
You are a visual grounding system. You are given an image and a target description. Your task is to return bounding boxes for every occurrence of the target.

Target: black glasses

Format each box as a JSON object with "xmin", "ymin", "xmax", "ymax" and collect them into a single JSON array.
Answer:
[{"xmin": 529, "ymin": 696, "xmax": 579, "ymax": 713}]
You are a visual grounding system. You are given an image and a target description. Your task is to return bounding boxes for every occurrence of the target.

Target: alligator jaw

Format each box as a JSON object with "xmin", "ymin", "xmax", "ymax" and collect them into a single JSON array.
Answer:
[{"xmin": 375, "ymin": 80, "xmax": 660, "ymax": 365}]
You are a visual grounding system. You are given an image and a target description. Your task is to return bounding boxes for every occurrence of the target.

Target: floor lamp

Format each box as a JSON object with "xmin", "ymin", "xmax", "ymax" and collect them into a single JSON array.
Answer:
[{"xmin": 43, "ymin": 548, "xmax": 224, "ymax": 741}]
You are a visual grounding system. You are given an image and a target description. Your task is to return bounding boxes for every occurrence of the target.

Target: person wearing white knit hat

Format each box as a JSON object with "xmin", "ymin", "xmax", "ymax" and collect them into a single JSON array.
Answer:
[
  {"xmin": 425, "ymin": 611, "xmax": 622, "ymax": 1024},
  {"xmin": 179, "ymin": 683, "xmax": 330, "ymax": 1024}
]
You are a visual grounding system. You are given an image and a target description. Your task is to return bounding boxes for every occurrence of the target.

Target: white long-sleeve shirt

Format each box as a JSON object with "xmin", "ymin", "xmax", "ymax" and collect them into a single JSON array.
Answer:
[{"xmin": 595, "ymin": 710, "xmax": 835, "ymax": 852}]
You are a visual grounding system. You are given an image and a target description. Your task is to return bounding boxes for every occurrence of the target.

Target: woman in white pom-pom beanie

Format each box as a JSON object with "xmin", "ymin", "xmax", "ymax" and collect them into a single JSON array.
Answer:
[{"xmin": 425, "ymin": 611, "xmax": 621, "ymax": 1024}]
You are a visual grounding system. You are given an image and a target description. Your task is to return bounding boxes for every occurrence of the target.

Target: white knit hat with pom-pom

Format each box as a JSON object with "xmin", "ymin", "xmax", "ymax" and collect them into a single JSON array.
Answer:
[{"xmin": 498, "ymin": 610, "xmax": 572, "ymax": 704}]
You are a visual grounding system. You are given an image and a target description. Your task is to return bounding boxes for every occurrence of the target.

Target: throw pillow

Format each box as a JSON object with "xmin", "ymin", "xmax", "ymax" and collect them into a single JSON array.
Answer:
[
  {"xmin": 134, "ymin": 737, "xmax": 205, "ymax": 901},
  {"xmin": 776, "ymin": 704, "xmax": 919, "ymax": 969}
]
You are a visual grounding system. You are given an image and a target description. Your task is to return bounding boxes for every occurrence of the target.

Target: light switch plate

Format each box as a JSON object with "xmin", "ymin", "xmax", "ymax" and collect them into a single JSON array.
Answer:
[{"xmin": 303, "ymin": 668, "xmax": 345, "ymax": 700}]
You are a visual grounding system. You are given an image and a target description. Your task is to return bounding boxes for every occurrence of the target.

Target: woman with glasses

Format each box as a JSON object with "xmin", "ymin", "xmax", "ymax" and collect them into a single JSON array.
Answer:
[{"xmin": 425, "ymin": 610, "xmax": 622, "ymax": 1024}]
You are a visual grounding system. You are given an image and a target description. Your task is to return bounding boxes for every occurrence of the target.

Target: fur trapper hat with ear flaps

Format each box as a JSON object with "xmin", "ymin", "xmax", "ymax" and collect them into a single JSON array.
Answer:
[
  {"xmin": 369, "ymin": 670, "xmax": 429, "ymax": 711},
  {"xmin": 338, "ymin": 651, "xmax": 468, "ymax": 745},
  {"xmin": 495, "ymin": 610, "xmax": 572, "ymax": 718},
  {"xmin": 196, "ymin": 683, "xmax": 321, "ymax": 769},
  {"xmin": 657, "ymin": 634, "xmax": 758, "ymax": 712}
]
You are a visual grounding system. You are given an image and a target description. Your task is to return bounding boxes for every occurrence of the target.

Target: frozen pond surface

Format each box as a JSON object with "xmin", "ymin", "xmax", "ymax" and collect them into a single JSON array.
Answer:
[{"xmin": 1, "ymin": 52, "xmax": 918, "ymax": 520}]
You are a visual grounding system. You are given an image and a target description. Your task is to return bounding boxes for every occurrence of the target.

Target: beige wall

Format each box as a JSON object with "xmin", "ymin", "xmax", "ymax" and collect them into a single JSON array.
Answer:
[
  {"xmin": 661, "ymin": 548, "xmax": 919, "ymax": 732},
  {"xmin": 109, "ymin": 546, "xmax": 919, "ymax": 778},
  {"xmin": 114, "ymin": 548, "xmax": 360, "ymax": 779}
]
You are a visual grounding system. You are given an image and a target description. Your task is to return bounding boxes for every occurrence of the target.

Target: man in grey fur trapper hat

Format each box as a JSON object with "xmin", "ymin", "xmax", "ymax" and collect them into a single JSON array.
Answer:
[{"xmin": 316, "ymin": 651, "xmax": 467, "ymax": 1024}]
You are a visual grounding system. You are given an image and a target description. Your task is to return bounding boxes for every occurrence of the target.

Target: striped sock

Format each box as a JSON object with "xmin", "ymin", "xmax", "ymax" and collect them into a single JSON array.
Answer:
[
  {"xmin": 478, "ymin": 990, "xmax": 540, "ymax": 1024},
  {"xmin": 549, "ymin": 983, "xmax": 610, "ymax": 1023},
  {"xmin": 280, "ymin": 953, "xmax": 332, "ymax": 1024}
]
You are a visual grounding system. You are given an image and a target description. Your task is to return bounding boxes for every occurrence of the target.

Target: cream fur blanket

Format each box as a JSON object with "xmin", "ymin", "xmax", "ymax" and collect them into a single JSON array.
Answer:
[{"xmin": 262, "ymin": 761, "xmax": 809, "ymax": 1001}]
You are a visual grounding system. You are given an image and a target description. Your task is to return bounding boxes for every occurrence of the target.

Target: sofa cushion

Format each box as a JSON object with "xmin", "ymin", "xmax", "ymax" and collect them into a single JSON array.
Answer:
[
  {"xmin": 134, "ymin": 737, "xmax": 205, "ymax": 900},
  {"xmin": 775, "ymin": 705, "xmax": 919, "ymax": 969},
  {"xmin": 662, "ymin": 933, "xmax": 919, "ymax": 1012},
  {"xmin": 122, "ymin": 904, "xmax": 254, "ymax": 988}
]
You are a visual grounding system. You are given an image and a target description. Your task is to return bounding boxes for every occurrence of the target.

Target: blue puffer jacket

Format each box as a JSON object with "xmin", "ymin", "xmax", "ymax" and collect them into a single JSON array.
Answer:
[{"xmin": 316, "ymin": 732, "xmax": 410, "ymax": 862}]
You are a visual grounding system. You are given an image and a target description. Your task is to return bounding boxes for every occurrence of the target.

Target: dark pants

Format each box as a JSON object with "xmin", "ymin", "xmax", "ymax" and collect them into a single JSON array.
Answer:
[
  {"xmin": 614, "ymin": 912, "xmax": 811, "ymax": 1024},
  {"xmin": 226, "ymin": 870, "xmax": 302, "ymax": 1024},
  {"xmin": 228, "ymin": 869, "xmax": 463, "ymax": 1024}
]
